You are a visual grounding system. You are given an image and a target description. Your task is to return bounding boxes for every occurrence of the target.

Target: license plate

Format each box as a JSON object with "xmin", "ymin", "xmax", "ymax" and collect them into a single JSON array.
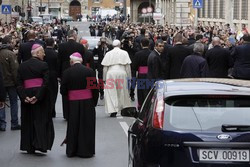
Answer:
[{"xmin": 199, "ymin": 149, "xmax": 249, "ymax": 162}]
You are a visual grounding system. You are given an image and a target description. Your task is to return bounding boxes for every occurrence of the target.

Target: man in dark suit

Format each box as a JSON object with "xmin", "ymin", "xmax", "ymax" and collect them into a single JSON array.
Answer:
[
  {"xmin": 232, "ymin": 34, "xmax": 250, "ymax": 79},
  {"xmin": 166, "ymin": 33, "xmax": 192, "ymax": 79},
  {"xmin": 58, "ymin": 30, "xmax": 85, "ymax": 120},
  {"xmin": 93, "ymin": 37, "xmax": 112, "ymax": 100},
  {"xmin": 44, "ymin": 38, "xmax": 58, "ymax": 118},
  {"xmin": 161, "ymin": 34, "xmax": 172, "ymax": 79},
  {"xmin": 205, "ymin": 37, "xmax": 233, "ymax": 78},
  {"xmin": 18, "ymin": 30, "xmax": 37, "ymax": 63},
  {"xmin": 147, "ymin": 39, "xmax": 164, "ymax": 81}
]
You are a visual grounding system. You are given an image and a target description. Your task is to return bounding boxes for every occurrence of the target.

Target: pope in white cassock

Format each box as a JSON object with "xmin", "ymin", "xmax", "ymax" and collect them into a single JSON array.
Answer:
[{"xmin": 101, "ymin": 40, "xmax": 132, "ymax": 117}]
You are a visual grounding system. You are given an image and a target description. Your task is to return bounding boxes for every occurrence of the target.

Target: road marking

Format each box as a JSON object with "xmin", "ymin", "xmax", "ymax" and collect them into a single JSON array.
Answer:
[
  {"xmin": 119, "ymin": 122, "xmax": 129, "ymax": 137},
  {"xmin": 79, "ymin": 31, "xmax": 84, "ymax": 33},
  {"xmin": 116, "ymin": 116, "xmax": 124, "ymax": 119}
]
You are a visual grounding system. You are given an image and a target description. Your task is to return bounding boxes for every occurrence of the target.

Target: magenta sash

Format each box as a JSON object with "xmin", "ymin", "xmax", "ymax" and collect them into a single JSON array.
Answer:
[
  {"xmin": 24, "ymin": 78, "xmax": 43, "ymax": 89},
  {"xmin": 68, "ymin": 89, "xmax": 92, "ymax": 101},
  {"xmin": 138, "ymin": 66, "xmax": 148, "ymax": 74}
]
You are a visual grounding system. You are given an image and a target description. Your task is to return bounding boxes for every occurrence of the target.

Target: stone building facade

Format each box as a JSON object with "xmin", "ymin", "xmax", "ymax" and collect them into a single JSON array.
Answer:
[{"xmin": 197, "ymin": 0, "xmax": 250, "ymax": 31}]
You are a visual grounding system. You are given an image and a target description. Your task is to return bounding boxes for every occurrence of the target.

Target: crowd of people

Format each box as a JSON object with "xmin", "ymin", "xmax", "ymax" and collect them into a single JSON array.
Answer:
[{"xmin": 0, "ymin": 18, "xmax": 250, "ymax": 159}]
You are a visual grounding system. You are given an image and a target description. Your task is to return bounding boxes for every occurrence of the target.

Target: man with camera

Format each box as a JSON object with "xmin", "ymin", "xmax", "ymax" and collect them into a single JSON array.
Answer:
[{"xmin": 121, "ymin": 34, "xmax": 136, "ymax": 101}]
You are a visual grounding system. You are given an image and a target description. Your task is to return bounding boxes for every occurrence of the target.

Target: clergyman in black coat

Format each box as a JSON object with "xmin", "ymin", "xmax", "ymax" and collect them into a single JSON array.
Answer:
[
  {"xmin": 132, "ymin": 38, "xmax": 151, "ymax": 110},
  {"xmin": 44, "ymin": 38, "xmax": 58, "ymax": 118},
  {"xmin": 58, "ymin": 30, "xmax": 85, "ymax": 120}
]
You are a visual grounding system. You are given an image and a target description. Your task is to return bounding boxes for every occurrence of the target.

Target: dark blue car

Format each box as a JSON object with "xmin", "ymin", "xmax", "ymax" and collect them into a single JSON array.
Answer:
[{"xmin": 126, "ymin": 79, "xmax": 250, "ymax": 167}]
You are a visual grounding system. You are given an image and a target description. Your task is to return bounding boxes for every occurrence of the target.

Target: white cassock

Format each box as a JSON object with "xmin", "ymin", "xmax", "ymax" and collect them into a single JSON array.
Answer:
[{"xmin": 101, "ymin": 47, "xmax": 132, "ymax": 114}]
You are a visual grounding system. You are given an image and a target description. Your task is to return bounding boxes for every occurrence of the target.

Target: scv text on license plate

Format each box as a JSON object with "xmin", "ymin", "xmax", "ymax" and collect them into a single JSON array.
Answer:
[{"xmin": 199, "ymin": 149, "xmax": 249, "ymax": 162}]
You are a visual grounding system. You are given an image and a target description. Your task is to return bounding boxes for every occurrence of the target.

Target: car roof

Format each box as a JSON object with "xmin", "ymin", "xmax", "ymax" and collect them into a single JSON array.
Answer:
[{"xmin": 155, "ymin": 78, "xmax": 250, "ymax": 96}]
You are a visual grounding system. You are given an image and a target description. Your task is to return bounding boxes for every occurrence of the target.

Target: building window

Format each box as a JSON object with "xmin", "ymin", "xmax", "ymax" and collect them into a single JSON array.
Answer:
[
  {"xmin": 219, "ymin": 0, "xmax": 225, "ymax": 19},
  {"xmin": 207, "ymin": 0, "xmax": 212, "ymax": 18},
  {"xmin": 114, "ymin": 0, "xmax": 120, "ymax": 3},
  {"xmin": 241, "ymin": 0, "xmax": 248, "ymax": 20},
  {"xmin": 93, "ymin": 0, "xmax": 100, "ymax": 3},
  {"xmin": 233, "ymin": 0, "xmax": 240, "ymax": 20},
  {"xmin": 213, "ymin": 0, "xmax": 218, "ymax": 18}
]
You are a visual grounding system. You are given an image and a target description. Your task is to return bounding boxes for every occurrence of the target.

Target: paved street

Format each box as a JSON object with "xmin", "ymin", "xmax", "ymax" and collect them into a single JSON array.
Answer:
[{"xmin": 0, "ymin": 21, "xmax": 136, "ymax": 167}]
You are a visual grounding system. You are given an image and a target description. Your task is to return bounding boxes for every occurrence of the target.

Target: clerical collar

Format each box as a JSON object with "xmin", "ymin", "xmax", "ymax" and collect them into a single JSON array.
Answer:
[{"xmin": 154, "ymin": 49, "xmax": 161, "ymax": 55}]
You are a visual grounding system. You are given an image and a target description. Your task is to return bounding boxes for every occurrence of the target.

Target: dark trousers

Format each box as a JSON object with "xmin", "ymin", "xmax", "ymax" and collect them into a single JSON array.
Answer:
[
  {"xmin": 97, "ymin": 64, "xmax": 104, "ymax": 96},
  {"xmin": 49, "ymin": 73, "xmax": 58, "ymax": 117},
  {"xmin": 0, "ymin": 86, "xmax": 19, "ymax": 129}
]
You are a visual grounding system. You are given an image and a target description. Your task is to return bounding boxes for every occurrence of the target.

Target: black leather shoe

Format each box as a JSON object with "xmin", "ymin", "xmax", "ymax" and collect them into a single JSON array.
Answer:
[
  {"xmin": 110, "ymin": 113, "xmax": 117, "ymax": 117},
  {"xmin": 11, "ymin": 125, "xmax": 21, "ymax": 130},
  {"xmin": 27, "ymin": 150, "xmax": 35, "ymax": 154},
  {"xmin": 0, "ymin": 127, "xmax": 6, "ymax": 131},
  {"xmin": 100, "ymin": 94, "xmax": 104, "ymax": 100}
]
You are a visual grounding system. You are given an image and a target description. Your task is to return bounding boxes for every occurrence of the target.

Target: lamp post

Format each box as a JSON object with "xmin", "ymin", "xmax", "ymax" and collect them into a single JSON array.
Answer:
[
  {"xmin": 48, "ymin": 0, "xmax": 50, "ymax": 14},
  {"xmin": 40, "ymin": 0, "xmax": 43, "ymax": 15},
  {"xmin": 123, "ymin": 0, "xmax": 126, "ymax": 18}
]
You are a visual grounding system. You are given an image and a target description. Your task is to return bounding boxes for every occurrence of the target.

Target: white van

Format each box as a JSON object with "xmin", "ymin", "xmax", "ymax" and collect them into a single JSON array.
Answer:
[
  {"xmin": 30, "ymin": 17, "xmax": 43, "ymax": 25},
  {"xmin": 39, "ymin": 14, "xmax": 53, "ymax": 24}
]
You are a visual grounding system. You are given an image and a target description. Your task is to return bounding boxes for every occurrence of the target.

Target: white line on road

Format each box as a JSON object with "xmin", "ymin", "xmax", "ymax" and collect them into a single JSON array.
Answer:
[
  {"xmin": 116, "ymin": 116, "xmax": 124, "ymax": 119},
  {"xmin": 119, "ymin": 122, "xmax": 129, "ymax": 137}
]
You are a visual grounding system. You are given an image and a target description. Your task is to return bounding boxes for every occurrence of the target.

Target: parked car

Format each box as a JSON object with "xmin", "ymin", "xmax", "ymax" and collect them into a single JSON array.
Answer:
[{"xmin": 125, "ymin": 78, "xmax": 250, "ymax": 167}]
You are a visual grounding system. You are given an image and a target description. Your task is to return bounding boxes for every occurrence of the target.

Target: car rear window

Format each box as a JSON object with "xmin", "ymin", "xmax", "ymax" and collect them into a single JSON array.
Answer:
[{"xmin": 164, "ymin": 95, "xmax": 250, "ymax": 132}]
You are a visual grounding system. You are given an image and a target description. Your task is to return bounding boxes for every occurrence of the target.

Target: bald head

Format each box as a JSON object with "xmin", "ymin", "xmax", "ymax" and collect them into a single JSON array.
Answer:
[
  {"xmin": 212, "ymin": 37, "xmax": 221, "ymax": 46},
  {"xmin": 27, "ymin": 30, "xmax": 36, "ymax": 40},
  {"xmin": 31, "ymin": 45, "xmax": 45, "ymax": 60}
]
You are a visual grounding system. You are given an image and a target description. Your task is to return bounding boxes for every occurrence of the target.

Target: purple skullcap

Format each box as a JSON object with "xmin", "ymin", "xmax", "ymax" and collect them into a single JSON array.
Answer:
[
  {"xmin": 70, "ymin": 52, "xmax": 82, "ymax": 59},
  {"xmin": 32, "ymin": 44, "xmax": 42, "ymax": 51}
]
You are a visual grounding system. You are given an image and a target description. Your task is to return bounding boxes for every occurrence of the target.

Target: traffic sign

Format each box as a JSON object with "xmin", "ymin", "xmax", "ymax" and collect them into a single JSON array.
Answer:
[
  {"xmin": 141, "ymin": 8, "xmax": 147, "ymax": 14},
  {"xmin": 2, "ymin": 5, "xmax": 11, "ymax": 14},
  {"xmin": 155, "ymin": 8, "xmax": 161, "ymax": 13},
  {"xmin": 193, "ymin": 0, "xmax": 203, "ymax": 8},
  {"xmin": 147, "ymin": 7, "xmax": 153, "ymax": 13}
]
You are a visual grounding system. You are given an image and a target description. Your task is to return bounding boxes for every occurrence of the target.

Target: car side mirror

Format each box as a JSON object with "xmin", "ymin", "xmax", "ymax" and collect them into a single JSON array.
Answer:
[{"xmin": 121, "ymin": 107, "xmax": 138, "ymax": 118}]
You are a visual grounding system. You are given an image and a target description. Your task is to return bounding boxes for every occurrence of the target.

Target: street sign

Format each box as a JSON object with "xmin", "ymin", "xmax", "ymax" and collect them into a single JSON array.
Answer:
[
  {"xmin": 155, "ymin": 8, "xmax": 161, "ymax": 13},
  {"xmin": 2, "ymin": 5, "xmax": 11, "ymax": 14},
  {"xmin": 141, "ymin": 8, "xmax": 147, "ymax": 14},
  {"xmin": 147, "ymin": 7, "xmax": 153, "ymax": 13},
  {"xmin": 193, "ymin": 0, "xmax": 203, "ymax": 8},
  {"xmin": 153, "ymin": 13, "xmax": 162, "ymax": 20}
]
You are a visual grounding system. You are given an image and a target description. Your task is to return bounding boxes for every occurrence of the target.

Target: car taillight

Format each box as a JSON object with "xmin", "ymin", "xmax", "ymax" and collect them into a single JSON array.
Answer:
[{"xmin": 153, "ymin": 96, "xmax": 165, "ymax": 129}]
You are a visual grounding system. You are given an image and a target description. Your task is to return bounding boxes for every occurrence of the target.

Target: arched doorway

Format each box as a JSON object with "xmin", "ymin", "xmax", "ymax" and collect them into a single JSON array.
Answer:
[
  {"xmin": 69, "ymin": 0, "xmax": 81, "ymax": 21},
  {"xmin": 137, "ymin": 2, "xmax": 154, "ymax": 23}
]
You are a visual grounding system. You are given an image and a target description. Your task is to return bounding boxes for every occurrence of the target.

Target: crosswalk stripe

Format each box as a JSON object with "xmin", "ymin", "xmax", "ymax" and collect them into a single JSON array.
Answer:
[{"xmin": 119, "ymin": 122, "xmax": 129, "ymax": 137}]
